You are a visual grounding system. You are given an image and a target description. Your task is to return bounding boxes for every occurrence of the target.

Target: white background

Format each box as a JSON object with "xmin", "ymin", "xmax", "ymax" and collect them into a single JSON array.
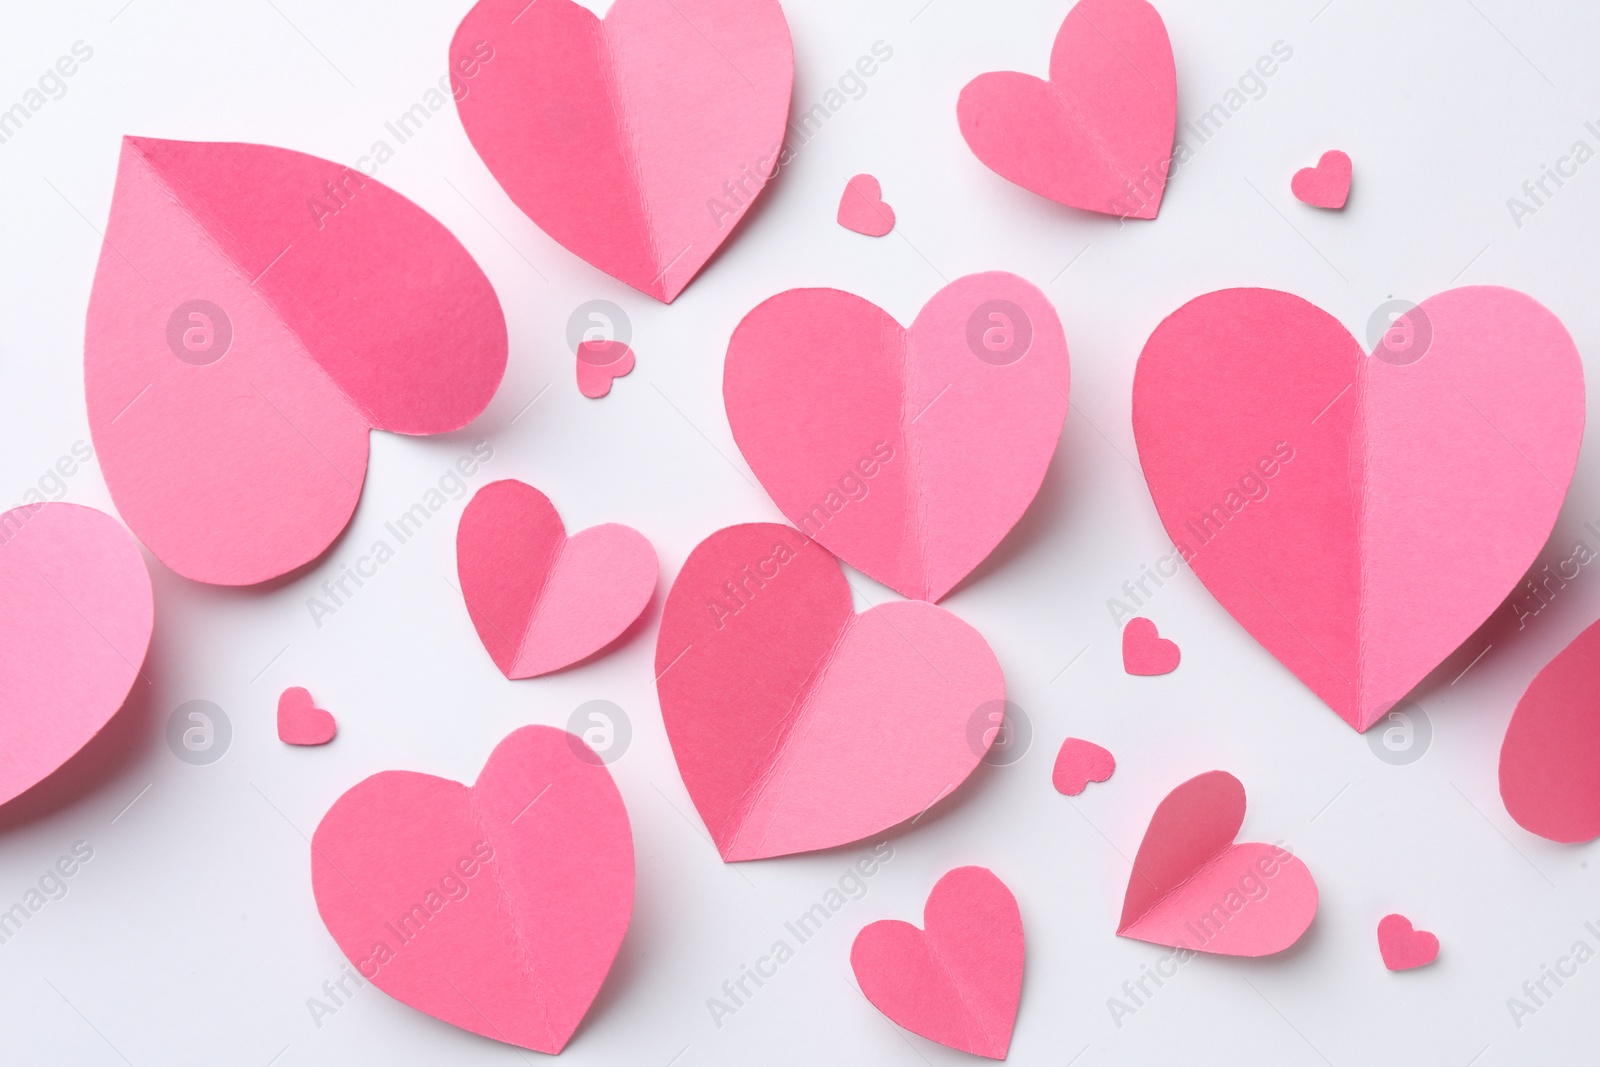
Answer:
[{"xmin": 1, "ymin": 0, "xmax": 1598, "ymax": 1063}]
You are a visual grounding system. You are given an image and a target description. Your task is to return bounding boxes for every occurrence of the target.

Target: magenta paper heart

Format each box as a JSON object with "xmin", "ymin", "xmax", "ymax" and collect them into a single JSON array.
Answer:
[
  {"xmin": 1122, "ymin": 617, "xmax": 1179, "ymax": 675},
  {"xmin": 725, "ymin": 273, "xmax": 1069, "ymax": 602},
  {"xmin": 1377, "ymin": 914, "xmax": 1439, "ymax": 971},
  {"xmin": 312, "ymin": 725, "xmax": 633, "ymax": 1053},
  {"xmin": 1119, "ymin": 771, "xmax": 1317, "ymax": 956},
  {"xmin": 277, "ymin": 687, "xmax": 336, "ymax": 746},
  {"xmin": 958, "ymin": 0, "xmax": 1176, "ymax": 218},
  {"xmin": 85, "ymin": 137, "xmax": 506, "ymax": 586},
  {"xmin": 1292, "ymin": 150, "xmax": 1352, "ymax": 209},
  {"xmin": 656, "ymin": 524, "xmax": 1005, "ymax": 860},
  {"xmin": 1500, "ymin": 616, "xmax": 1600, "ymax": 843},
  {"xmin": 457, "ymin": 480, "xmax": 656, "ymax": 679},
  {"xmin": 851, "ymin": 866, "xmax": 1024, "ymax": 1060},
  {"xmin": 1133, "ymin": 287, "xmax": 1584, "ymax": 732},
  {"xmin": 0, "ymin": 504, "xmax": 152, "ymax": 806},
  {"xmin": 451, "ymin": 0, "xmax": 793, "ymax": 303},
  {"xmin": 837, "ymin": 173, "xmax": 896, "ymax": 237},
  {"xmin": 1052, "ymin": 738, "xmax": 1115, "ymax": 796}
]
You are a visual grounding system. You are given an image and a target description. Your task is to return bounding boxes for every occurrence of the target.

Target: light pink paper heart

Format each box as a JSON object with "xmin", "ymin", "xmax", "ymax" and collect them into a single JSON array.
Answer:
[
  {"xmin": 0, "ymin": 504, "xmax": 152, "ymax": 806},
  {"xmin": 838, "ymin": 173, "xmax": 896, "ymax": 237},
  {"xmin": 576, "ymin": 339, "xmax": 635, "ymax": 399},
  {"xmin": 1499, "ymin": 615, "xmax": 1600, "ymax": 843},
  {"xmin": 851, "ymin": 866, "xmax": 1024, "ymax": 1060},
  {"xmin": 1119, "ymin": 771, "xmax": 1318, "ymax": 957},
  {"xmin": 311, "ymin": 725, "xmax": 633, "ymax": 1053},
  {"xmin": 725, "ymin": 272, "xmax": 1069, "ymax": 602},
  {"xmin": 277, "ymin": 687, "xmax": 336, "ymax": 746},
  {"xmin": 1292, "ymin": 150, "xmax": 1351, "ymax": 209},
  {"xmin": 957, "ymin": 0, "xmax": 1176, "ymax": 218},
  {"xmin": 457, "ymin": 480, "xmax": 656, "ymax": 679},
  {"xmin": 1122, "ymin": 617, "xmax": 1179, "ymax": 675},
  {"xmin": 451, "ymin": 0, "xmax": 793, "ymax": 302},
  {"xmin": 656, "ymin": 524, "xmax": 1005, "ymax": 860},
  {"xmin": 85, "ymin": 137, "xmax": 507, "ymax": 586},
  {"xmin": 1133, "ymin": 287, "xmax": 1584, "ymax": 732},
  {"xmin": 1377, "ymin": 913, "xmax": 1439, "ymax": 971},
  {"xmin": 1052, "ymin": 738, "xmax": 1115, "ymax": 796}
]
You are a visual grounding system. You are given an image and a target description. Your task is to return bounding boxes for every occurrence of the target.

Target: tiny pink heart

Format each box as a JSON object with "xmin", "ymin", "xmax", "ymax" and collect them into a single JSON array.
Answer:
[
  {"xmin": 576, "ymin": 339, "xmax": 635, "ymax": 399},
  {"xmin": 851, "ymin": 866, "xmax": 1024, "ymax": 1060},
  {"xmin": 457, "ymin": 480, "xmax": 657, "ymax": 679},
  {"xmin": 1053, "ymin": 738, "xmax": 1115, "ymax": 796},
  {"xmin": 1123, "ymin": 617, "xmax": 1179, "ymax": 676},
  {"xmin": 1291, "ymin": 150, "xmax": 1352, "ymax": 209},
  {"xmin": 837, "ymin": 174, "xmax": 895, "ymax": 237},
  {"xmin": 1377, "ymin": 913, "xmax": 1439, "ymax": 971},
  {"xmin": 277, "ymin": 687, "xmax": 336, "ymax": 746}
]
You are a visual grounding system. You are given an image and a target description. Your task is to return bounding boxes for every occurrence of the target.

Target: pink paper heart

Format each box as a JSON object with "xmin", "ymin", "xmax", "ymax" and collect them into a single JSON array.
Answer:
[
  {"xmin": 311, "ymin": 725, "xmax": 633, "ymax": 1053},
  {"xmin": 576, "ymin": 339, "xmax": 635, "ymax": 399},
  {"xmin": 851, "ymin": 866, "xmax": 1024, "ymax": 1060},
  {"xmin": 655, "ymin": 524, "xmax": 1005, "ymax": 860},
  {"xmin": 837, "ymin": 173, "xmax": 896, "ymax": 237},
  {"xmin": 277, "ymin": 687, "xmax": 336, "ymax": 746},
  {"xmin": 0, "ymin": 504, "xmax": 152, "ymax": 806},
  {"xmin": 1291, "ymin": 150, "xmax": 1352, "ymax": 209},
  {"xmin": 1119, "ymin": 771, "xmax": 1318, "ymax": 956},
  {"xmin": 1500, "ymin": 616, "xmax": 1600, "ymax": 843},
  {"xmin": 85, "ymin": 137, "xmax": 507, "ymax": 586},
  {"xmin": 451, "ymin": 0, "xmax": 793, "ymax": 303},
  {"xmin": 457, "ymin": 480, "xmax": 657, "ymax": 679},
  {"xmin": 1377, "ymin": 913, "xmax": 1439, "ymax": 971},
  {"xmin": 725, "ymin": 272, "xmax": 1069, "ymax": 602},
  {"xmin": 1122, "ymin": 617, "xmax": 1179, "ymax": 676},
  {"xmin": 957, "ymin": 0, "xmax": 1176, "ymax": 218},
  {"xmin": 1052, "ymin": 738, "xmax": 1115, "ymax": 796},
  {"xmin": 1133, "ymin": 287, "xmax": 1584, "ymax": 731}
]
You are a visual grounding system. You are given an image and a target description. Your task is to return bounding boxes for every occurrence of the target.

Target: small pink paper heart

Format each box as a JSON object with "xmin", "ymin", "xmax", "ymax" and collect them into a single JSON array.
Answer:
[
  {"xmin": 837, "ymin": 174, "xmax": 895, "ymax": 237},
  {"xmin": 576, "ymin": 339, "xmax": 635, "ymax": 399},
  {"xmin": 1053, "ymin": 738, "xmax": 1115, "ymax": 796},
  {"xmin": 1123, "ymin": 617, "xmax": 1179, "ymax": 675},
  {"xmin": 851, "ymin": 866, "xmax": 1024, "ymax": 1060},
  {"xmin": 1291, "ymin": 150, "xmax": 1351, "ymax": 209},
  {"xmin": 277, "ymin": 687, "xmax": 336, "ymax": 746},
  {"xmin": 1377, "ymin": 913, "xmax": 1439, "ymax": 971}
]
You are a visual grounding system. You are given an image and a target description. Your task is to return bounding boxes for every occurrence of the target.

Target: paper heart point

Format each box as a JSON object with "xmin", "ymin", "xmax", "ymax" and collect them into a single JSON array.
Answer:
[
  {"xmin": 311, "ymin": 725, "xmax": 633, "ymax": 1053},
  {"xmin": 851, "ymin": 866, "xmax": 1024, "ymax": 1060},
  {"xmin": 1292, "ymin": 150, "xmax": 1352, "ymax": 209},
  {"xmin": 576, "ymin": 340, "xmax": 635, "ymax": 399},
  {"xmin": 277, "ymin": 687, "xmax": 336, "ymax": 746},
  {"xmin": 1500, "ymin": 617, "xmax": 1600, "ymax": 842},
  {"xmin": 838, "ymin": 174, "xmax": 896, "ymax": 236},
  {"xmin": 1377, "ymin": 913, "xmax": 1439, "ymax": 971},
  {"xmin": 1133, "ymin": 287, "xmax": 1583, "ymax": 731},
  {"xmin": 1053, "ymin": 738, "xmax": 1115, "ymax": 796},
  {"xmin": 1119, "ymin": 771, "xmax": 1317, "ymax": 957},
  {"xmin": 457, "ymin": 480, "xmax": 656, "ymax": 679},
  {"xmin": 1123, "ymin": 617, "xmax": 1179, "ymax": 675}
]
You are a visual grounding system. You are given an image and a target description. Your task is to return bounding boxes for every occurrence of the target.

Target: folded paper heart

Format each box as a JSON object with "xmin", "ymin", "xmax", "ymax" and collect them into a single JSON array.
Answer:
[
  {"xmin": 277, "ymin": 687, "xmax": 336, "ymax": 746},
  {"xmin": 85, "ymin": 137, "xmax": 507, "ymax": 585},
  {"xmin": 1377, "ymin": 913, "xmax": 1439, "ymax": 971},
  {"xmin": 1133, "ymin": 287, "xmax": 1584, "ymax": 731},
  {"xmin": 725, "ymin": 272, "xmax": 1069, "ymax": 602},
  {"xmin": 1291, "ymin": 150, "xmax": 1352, "ymax": 209},
  {"xmin": 656, "ymin": 523, "xmax": 1005, "ymax": 860},
  {"xmin": 1122, "ymin": 617, "xmax": 1179, "ymax": 675},
  {"xmin": 1500, "ymin": 616, "xmax": 1600, "ymax": 842},
  {"xmin": 576, "ymin": 340, "xmax": 635, "ymax": 399},
  {"xmin": 457, "ymin": 480, "xmax": 656, "ymax": 679},
  {"xmin": 0, "ymin": 504, "xmax": 153, "ymax": 806},
  {"xmin": 311, "ymin": 725, "xmax": 633, "ymax": 1053},
  {"xmin": 851, "ymin": 866, "xmax": 1024, "ymax": 1060},
  {"xmin": 1119, "ymin": 771, "xmax": 1317, "ymax": 956},
  {"xmin": 451, "ymin": 0, "xmax": 793, "ymax": 302},
  {"xmin": 837, "ymin": 173, "xmax": 896, "ymax": 237},
  {"xmin": 1052, "ymin": 738, "xmax": 1115, "ymax": 796},
  {"xmin": 958, "ymin": 0, "xmax": 1176, "ymax": 218}
]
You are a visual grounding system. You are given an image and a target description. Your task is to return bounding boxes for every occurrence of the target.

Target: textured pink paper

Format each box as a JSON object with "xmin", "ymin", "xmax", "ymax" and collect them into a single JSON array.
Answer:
[
  {"xmin": 655, "ymin": 523, "xmax": 1004, "ymax": 860},
  {"xmin": 1292, "ymin": 150, "xmax": 1351, "ymax": 209},
  {"xmin": 958, "ymin": 0, "xmax": 1176, "ymax": 218},
  {"xmin": 576, "ymin": 340, "xmax": 635, "ymax": 399},
  {"xmin": 1133, "ymin": 287, "xmax": 1584, "ymax": 732},
  {"xmin": 1122, "ymin": 617, "xmax": 1179, "ymax": 675},
  {"xmin": 457, "ymin": 480, "xmax": 656, "ymax": 679},
  {"xmin": 277, "ymin": 687, "xmax": 336, "ymax": 746},
  {"xmin": 1500, "ymin": 617, "xmax": 1600, "ymax": 842},
  {"xmin": 84, "ymin": 137, "xmax": 506, "ymax": 586},
  {"xmin": 0, "ymin": 504, "xmax": 152, "ymax": 805},
  {"xmin": 851, "ymin": 866, "xmax": 1023, "ymax": 1060},
  {"xmin": 311, "ymin": 725, "xmax": 633, "ymax": 1053},
  {"xmin": 837, "ymin": 174, "xmax": 896, "ymax": 237},
  {"xmin": 725, "ymin": 273, "xmax": 1069, "ymax": 602},
  {"xmin": 1118, "ymin": 771, "xmax": 1317, "ymax": 957},
  {"xmin": 451, "ymin": 0, "xmax": 793, "ymax": 303},
  {"xmin": 1052, "ymin": 738, "xmax": 1115, "ymax": 796},
  {"xmin": 1377, "ymin": 914, "xmax": 1438, "ymax": 971}
]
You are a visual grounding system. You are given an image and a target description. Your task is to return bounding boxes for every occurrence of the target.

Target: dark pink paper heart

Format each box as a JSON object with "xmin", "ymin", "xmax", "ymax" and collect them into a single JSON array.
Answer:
[
  {"xmin": 1292, "ymin": 150, "xmax": 1351, "ymax": 209},
  {"xmin": 1052, "ymin": 738, "xmax": 1115, "ymax": 796},
  {"xmin": 1123, "ymin": 617, "xmax": 1179, "ymax": 675},
  {"xmin": 1377, "ymin": 913, "xmax": 1439, "ymax": 971},
  {"xmin": 277, "ymin": 687, "xmax": 336, "ymax": 746}
]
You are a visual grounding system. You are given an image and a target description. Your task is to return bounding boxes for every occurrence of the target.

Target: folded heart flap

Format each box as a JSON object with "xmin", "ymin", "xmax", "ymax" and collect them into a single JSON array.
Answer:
[{"xmin": 1118, "ymin": 771, "xmax": 1245, "ymax": 933}]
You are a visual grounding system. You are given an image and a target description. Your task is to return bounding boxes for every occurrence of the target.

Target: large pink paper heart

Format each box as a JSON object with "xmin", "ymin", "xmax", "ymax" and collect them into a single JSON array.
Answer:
[
  {"xmin": 311, "ymin": 725, "xmax": 633, "ymax": 1053},
  {"xmin": 724, "ymin": 273, "xmax": 1069, "ymax": 602},
  {"xmin": 85, "ymin": 137, "xmax": 506, "ymax": 585},
  {"xmin": 457, "ymin": 480, "xmax": 656, "ymax": 679},
  {"xmin": 1133, "ymin": 287, "xmax": 1584, "ymax": 732},
  {"xmin": 655, "ymin": 523, "xmax": 1005, "ymax": 860},
  {"xmin": 851, "ymin": 866, "xmax": 1024, "ymax": 1060},
  {"xmin": 1500, "ymin": 616, "xmax": 1600, "ymax": 843},
  {"xmin": 957, "ymin": 0, "xmax": 1176, "ymax": 218},
  {"xmin": 1119, "ymin": 771, "xmax": 1317, "ymax": 957},
  {"xmin": 451, "ymin": 0, "xmax": 793, "ymax": 303},
  {"xmin": 0, "ymin": 504, "xmax": 152, "ymax": 806}
]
